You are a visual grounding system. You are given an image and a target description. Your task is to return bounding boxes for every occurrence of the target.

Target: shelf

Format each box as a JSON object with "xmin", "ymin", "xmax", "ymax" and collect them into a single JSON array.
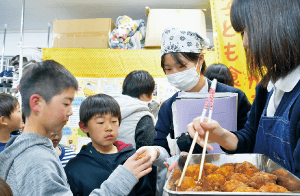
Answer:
[{"xmin": 42, "ymin": 48, "xmax": 216, "ymax": 79}]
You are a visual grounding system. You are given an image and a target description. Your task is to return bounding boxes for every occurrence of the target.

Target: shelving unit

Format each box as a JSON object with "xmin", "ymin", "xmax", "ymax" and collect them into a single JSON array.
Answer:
[{"xmin": 0, "ymin": 57, "xmax": 15, "ymax": 94}]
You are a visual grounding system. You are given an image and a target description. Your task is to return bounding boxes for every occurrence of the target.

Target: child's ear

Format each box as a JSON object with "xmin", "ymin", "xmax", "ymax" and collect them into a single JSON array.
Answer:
[
  {"xmin": 79, "ymin": 122, "xmax": 88, "ymax": 133},
  {"xmin": 29, "ymin": 94, "xmax": 42, "ymax": 113},
  {"xmin": 0, "ymin": 116, "xmax": 8, "ymax": 126}
]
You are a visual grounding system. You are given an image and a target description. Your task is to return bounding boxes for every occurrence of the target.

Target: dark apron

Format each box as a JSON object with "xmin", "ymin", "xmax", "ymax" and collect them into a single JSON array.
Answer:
[{"xmin": 253, "ymin": 88, "xmax": 300, "ymax": 173}]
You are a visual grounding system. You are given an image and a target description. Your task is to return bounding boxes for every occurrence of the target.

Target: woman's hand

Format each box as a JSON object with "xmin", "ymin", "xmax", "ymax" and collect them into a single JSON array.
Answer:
[
  {"xmin": 187, "ymin": 117, "xmax": 225, "ymax": 151},
  {"xmin": 187, "ymin": 116, "xmax": 239, "ymax": 151}
]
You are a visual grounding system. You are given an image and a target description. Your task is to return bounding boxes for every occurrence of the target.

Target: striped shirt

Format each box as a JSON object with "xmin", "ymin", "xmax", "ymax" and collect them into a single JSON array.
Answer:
[{"xmin": 58, "ymin": 145, "xmax": 77, "ymax": 167}]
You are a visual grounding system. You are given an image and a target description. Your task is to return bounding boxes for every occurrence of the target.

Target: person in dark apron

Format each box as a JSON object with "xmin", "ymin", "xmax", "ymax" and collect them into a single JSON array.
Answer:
[{"xmin": 187, "ymin": 0, "xmax": 300, "ymax": 179}]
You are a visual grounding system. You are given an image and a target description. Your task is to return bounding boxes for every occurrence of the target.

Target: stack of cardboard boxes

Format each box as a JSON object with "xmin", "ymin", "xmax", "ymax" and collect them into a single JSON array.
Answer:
[{"xmin": 52, "ymin": 9, "xmax": 206, "ymax": 49}]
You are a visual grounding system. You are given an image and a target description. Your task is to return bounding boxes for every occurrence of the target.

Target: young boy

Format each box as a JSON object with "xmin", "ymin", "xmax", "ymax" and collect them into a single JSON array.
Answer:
[
  {"xmin": 0, "ymin": 60, "xmax": 154, "ymax": 196},
  {"xmin": 22, "ymin": 113, "xmax": 77, "ymax": 167},
  {"xmin": 0, "ymin": 93, "xmax": 22, "ymax": 153},
  {"xmin": 65, "ymin": 94, "xmax": 154, "ymax": 196}
]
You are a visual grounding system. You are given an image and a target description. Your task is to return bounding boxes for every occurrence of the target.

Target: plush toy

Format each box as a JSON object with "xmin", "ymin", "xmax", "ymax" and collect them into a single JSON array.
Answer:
[{"xmin": 109, "ymin": 15, "xmax": 146, "ymax": 49}]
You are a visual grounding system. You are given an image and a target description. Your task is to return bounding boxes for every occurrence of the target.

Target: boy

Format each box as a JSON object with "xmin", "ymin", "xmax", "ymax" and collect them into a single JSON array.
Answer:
[
  {"xmin": 0, "ymin": 60, "xmax": 154, "ymax": 196},
  {"xmin": 0, "ymin": 93, "xmax": 22, "ymax": 153},
  {"xmin": 22, "ymin": 113, "xmax": 77, "ymax": 167},
  {"xmin": 65, "ymin": 94, "xmax": 154, "ymax": 196}
]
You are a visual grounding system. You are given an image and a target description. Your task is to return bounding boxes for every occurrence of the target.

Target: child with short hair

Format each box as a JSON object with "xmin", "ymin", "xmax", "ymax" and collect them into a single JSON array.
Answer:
[
  {"xmin": 65, "ymin": 93, "xmax": 154, "ymax": 196},
  {"xmin": 0, "ymin": 93, "xmax": 22, "ymax": 153},
  {"xmin": 0, "ymin": 60, "xmax": 154, "ymax": 196}
]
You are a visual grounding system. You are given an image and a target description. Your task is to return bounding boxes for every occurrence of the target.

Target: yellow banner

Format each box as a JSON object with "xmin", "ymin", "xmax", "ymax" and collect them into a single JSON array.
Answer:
[{"xmin": 210, "ymin": 0, "xmax": 259, "ymax": 103}]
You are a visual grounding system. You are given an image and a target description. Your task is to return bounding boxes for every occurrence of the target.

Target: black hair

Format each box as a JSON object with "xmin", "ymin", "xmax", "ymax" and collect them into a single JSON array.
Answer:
[
  {"xmin": 0, "ymin": 178, "xmax": 13, "ymax": 196},
  {"xmin": 122, "ymin": 70, "xmax": 155, "ymax": 99},
  {"xmin": 19, "ymin": 60, "xmax": 78, "ymax": 117},
  {"xmin": 231, "ymin": 0, "xmax": 300, "ymax": 88},
  {"xmin": 0, "ymin": 93, "xmax": 19, "ymax": 119},
  {"xmin": 204, "ymin": 64, "xmax": 234, "ymax": 87},
  {"xmin": 80, "ymin": 94, "xmax": 121, "ymax": 137},
  {"xmin": 22, "ymin": 112, "xmax": 26, "ymax": 124},
  {"xmin": 161, "ymin": 52, "xmax": 206, "ymax": 74}
]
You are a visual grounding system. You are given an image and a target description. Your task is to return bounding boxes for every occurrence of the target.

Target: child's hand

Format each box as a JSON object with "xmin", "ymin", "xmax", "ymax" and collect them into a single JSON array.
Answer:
[
  {"xmin": 163, "ymin": 152, "xmax": 187, "ymax": 178},
  {"xmin": 123, "ymin": 148, "xmax": 153, "ymax": 179},
  {"xmin": 164, "ymin": 161, "xmax": 178, "ymax": 179}
]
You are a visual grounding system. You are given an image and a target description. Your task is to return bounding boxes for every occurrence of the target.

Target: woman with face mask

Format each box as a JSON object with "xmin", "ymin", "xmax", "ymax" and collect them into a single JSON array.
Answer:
[
  {"xmin": 151, "ymin": 28, "xmax": 251, "ymax": 196},
  {"xmin": 152, "ymin": 27, "xmax": 251, "ymax": 156}
]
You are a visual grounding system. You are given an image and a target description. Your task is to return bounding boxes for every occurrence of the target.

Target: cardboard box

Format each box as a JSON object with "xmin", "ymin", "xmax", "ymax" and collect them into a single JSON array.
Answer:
[
  {"xmin": 145, "ymin": 9, "xmax": 207, "ymax": 47},
  {"xmin": 53, "ymin": 18, "xmax": 114, "ymax": 48}
]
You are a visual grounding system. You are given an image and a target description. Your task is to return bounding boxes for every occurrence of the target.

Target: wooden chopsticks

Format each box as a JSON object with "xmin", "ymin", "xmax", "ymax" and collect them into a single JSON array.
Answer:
[{"xmin": 178, "ymin": 79, "xmax": 217, "ymax": 186}]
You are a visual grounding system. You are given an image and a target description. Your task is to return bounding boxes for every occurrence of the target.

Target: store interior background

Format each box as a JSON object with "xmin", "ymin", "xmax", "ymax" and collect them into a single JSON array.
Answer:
[{"xmin": 0, "ymin": 0, "xmax": 213, "ymax": 60}]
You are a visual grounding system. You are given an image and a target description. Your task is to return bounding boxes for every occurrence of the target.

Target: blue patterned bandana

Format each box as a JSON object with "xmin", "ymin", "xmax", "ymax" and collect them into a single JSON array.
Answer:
[{"xmin": 161, "ymin": 27, "xmax": 210, "ymax": 57}]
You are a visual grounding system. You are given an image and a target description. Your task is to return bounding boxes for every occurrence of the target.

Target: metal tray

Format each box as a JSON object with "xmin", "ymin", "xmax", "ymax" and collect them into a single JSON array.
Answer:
[{"xmin": 164, "ymin": 153, "xmax": 300, "ymax": 196}]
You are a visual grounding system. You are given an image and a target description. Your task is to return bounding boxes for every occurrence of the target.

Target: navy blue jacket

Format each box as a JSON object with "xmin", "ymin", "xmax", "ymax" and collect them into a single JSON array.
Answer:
[
  {"xmin": 224, "ymin": 82, "xmax": 300, "ymax": 178},
  {"xmin": 153, "ymin": 81, "xmax": 251, "ymax": 154},
  {"xmin": 65, "ymin": 141, "xmax": 153, "ymax": 196}
]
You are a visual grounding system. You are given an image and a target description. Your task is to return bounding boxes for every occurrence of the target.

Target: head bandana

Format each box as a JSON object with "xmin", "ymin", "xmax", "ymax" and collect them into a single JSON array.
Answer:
[{"xmin": 161, "ymin": 27, "xmax": 210, "ymax": 57}]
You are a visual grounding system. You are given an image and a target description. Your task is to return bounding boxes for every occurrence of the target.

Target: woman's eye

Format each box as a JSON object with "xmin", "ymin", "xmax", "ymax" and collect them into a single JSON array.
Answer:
[
  {"xmin": 112, "ymin": 121, "xmax": 118, "ymax": 123},
  {"xmin": 64, "ymin": 104, "xmax": 69, "ymax": 106},
  {"xmin": 97, "ymin": 122, "xmax": 104, "ymax": 124}
]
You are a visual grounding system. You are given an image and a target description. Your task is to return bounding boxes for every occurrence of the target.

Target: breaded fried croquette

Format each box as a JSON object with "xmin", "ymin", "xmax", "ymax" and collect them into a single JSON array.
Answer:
[
  {"xmin": 222, "ymin": 180, "xmax": 247, "ymax": 192},
  {"xmin": 248, "ymin": 172, "xmax": 277, "ymax": 189},
  {"xmin": 203, "ymin": 163, "xmax": 219, "ymax": 176},
  {"xmin": 176, "ymin": 176, "xmax": 197, "ymax": 191},
  {"xmin": 185, "ymin": 164, "xmax": 205, "ymax": 180},
  {"xmin": 136, "ymin": 154, "xmax": 146, "ymax": 160},
  {"xmin": 259, "ymin": 183, "xmax": 290, "ymax": 193},
  {"xmin": 229, "ymin": 173, "xmax": 249, "ymax": 184},
  {"xmin": 202, "ymin": 174, "xmax": 226, "ymax": 191},
  {"xmin": 215, "ymin": 166, "xmax": 235, "ymax": 180},
  {"xmin": 220, "ymin": 163, "xmax": 236, "ymax": 168},
  {"xmin": 235, "ymin": 161, "xmax": 259, "ymax": 177},
  {"xmin": 170, "ymin": 169, "xmax": 181, "ymax": 182},
  {"xmin": 233, "ymin": 186, "xmax": 260, "ymax": 192},
  {"xmin": 186, "ymin": 186, "xmax": 204, "ymax": 192}
]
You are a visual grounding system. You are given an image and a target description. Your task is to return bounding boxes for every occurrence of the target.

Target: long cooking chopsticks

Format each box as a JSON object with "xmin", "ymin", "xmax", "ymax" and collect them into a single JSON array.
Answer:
[{"xmin": 178, "ymin": 79, "xmax": 217, "ymax": 186}]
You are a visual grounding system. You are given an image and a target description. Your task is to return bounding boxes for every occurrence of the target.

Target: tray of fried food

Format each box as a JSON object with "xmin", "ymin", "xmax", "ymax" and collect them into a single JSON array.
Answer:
[{"xmin": 164, "ymin": 153, "xmax": 300, "ymax": 195}]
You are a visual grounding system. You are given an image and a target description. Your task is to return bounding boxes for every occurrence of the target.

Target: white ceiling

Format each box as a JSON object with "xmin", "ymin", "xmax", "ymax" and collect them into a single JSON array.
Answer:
[{"xmin": 0, "ymin": 0, "xmax": 212, "ymax": 32}]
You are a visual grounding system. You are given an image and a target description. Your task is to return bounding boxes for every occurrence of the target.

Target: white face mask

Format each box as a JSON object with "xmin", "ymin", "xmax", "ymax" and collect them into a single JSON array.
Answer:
[{"xmin": 166, "ymin": 58, "xmax": 201, "ymax": 91}]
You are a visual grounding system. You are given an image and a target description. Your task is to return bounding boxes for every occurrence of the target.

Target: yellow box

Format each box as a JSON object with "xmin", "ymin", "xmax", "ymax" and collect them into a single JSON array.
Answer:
[
  {"xmin": 52, "ymin": 18, "xmax": 115, "ymax": 48},
  {"xmin": 145, "ymin": 8, "xmax": 207, "ymax": 48}
]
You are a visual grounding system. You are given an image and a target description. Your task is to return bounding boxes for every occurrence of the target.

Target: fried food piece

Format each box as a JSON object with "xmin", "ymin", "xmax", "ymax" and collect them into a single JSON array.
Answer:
[
  {"xmin": 166, "ymin": 180, "xmax": 176, "ymax": 191},
  {"xmin": 235, "ymin": 161, "xmax": 259, "ymax": 177},
  {"xmin": 186, "ymin": 186, "xmax": 204, "ymax": 192},
  {"xmin": 170, "ymin": 169, "xmax": 181, "ymax": 182},
  {"xmin": 185, "ymin": 164, "xmax": 204, "ymax": 180},
  {"xmin": 214, "ymin": 166, "xmax": 235, "ymax": 180},
  {"xmin": 272, "ymin": 169, "xmax": 298, "ymax": 191},
  {"xmin": 233, "ymin": 186, "xmax": 260, "ymax": 192},
  {"xmin": 248, "ymin": 172, "xmax": 277, "ymax": 189},
  {"xmin": 259, "ymin": 183, "xmax": 290, "ymax": 193},
  {"xmin": 202, "ymin": 174, "xmax": 226, "ymax": 191},
  {"xmin": 176, "ymin": 176, "xmax": 196, "ymax": 191},
  {"xmin": 220, "ymin": 163, "xmax": 236, "ymax": 168},
  {"xmin": 229, "ymin": 173, "xmax": 249, "ymax": 184},
  {"xmin": 136, "ymin": 154, "xmax": 146, "ymax": 160},
  {"xmin": 196, "ymin": 179, "xmax": 204, "ymax": 187},
  {"xmin": 203, "ymin": 163, "xmax": 219, "ymax": 176},
  {"xmin": 221, "ymin": 180, "xmax": 247, "ymax": 192}
]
